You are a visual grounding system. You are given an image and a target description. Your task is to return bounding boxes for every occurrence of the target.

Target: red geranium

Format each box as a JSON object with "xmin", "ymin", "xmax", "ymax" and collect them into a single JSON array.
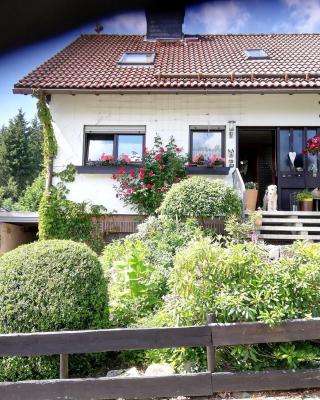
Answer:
[
  {"xmin": 304, "ymin": 135, "xmax": 320, "ymax": 155},
  {"xmin": 120, "ymin": 154, "xmax": 131, "ymax": 164},
  {"xmin": 100, "ymin": 153, "xmax": 113, "ymax": 162}
]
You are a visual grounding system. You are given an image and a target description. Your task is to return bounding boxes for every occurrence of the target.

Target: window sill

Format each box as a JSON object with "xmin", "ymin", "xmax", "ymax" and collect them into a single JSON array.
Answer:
[{"xmin": 186, "ymin": 166, "xmax": 230, "ymax": 175}]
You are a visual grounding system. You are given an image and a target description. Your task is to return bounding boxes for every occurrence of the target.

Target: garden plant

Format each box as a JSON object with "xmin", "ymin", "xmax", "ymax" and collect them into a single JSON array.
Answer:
[
  {"xmin": 113, "ymin": 135, "xmax": 187, "ymax": 215},
  {"xmin": 0, "ymin": 240, "xmax": 108, "ymax": 381},
  {"xmin": 159, "ymin": 176, "xmax": 242, "ymax": 220},
  {"xmin": 141, "ymin": 239, "xmax": 320, "ymax": 371}
]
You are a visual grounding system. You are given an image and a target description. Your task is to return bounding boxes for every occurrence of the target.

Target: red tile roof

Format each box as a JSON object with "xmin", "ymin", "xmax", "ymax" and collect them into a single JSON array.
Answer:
[{"xmin": 14, "ymin": 34, "xmax": 320, "ymax": 92}]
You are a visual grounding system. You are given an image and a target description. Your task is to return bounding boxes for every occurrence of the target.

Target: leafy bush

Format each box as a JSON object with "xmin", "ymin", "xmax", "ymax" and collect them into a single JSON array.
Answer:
[
  {"xmin": 0, "ymin": 177, "xmax": 18, "ymax": 211},
  {"xmin": 0, "ymin": 240, "xmax": 108, "ymax": 381},
  {"xmin": 105, "ymin": 240, "xmax": 164, "ymax": 327},
  {"xmin": 103, "ymin": 216, "xmax": 202, "ymax": 327},
  {"xmin": 159, "ymin": 177, "xmax": 242, "ymax": 220},
  {"xmin": 224, "ymin": 215, "xmax": 254, "ymax": 243},
  {"xmin": 39, "ymin": 166, "xmax": 106, "ymax": 253},
  {"xmin": 113, "ymin": 135, "xmax": 187, "ymax": 215},
  {"xmin": 143, "ymin": 239, "xmax": 320, "ymax": 371},
  {"xmin": 131, "ymin": 216, "xmax": 202, "ymax": 271},
  {"xmin": 15, "ymin": 175, "xmax": 44, "ymax": 211}
]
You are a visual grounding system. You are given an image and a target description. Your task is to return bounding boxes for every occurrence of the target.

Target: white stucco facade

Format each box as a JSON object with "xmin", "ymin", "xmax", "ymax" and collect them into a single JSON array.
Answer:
[{"xmin": 50, "ymin": 92, "xmax": 320, "ymax": 213}]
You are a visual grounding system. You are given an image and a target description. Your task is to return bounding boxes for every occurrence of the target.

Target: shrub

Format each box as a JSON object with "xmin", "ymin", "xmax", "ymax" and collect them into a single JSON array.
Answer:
[
  {"xmin": 159, "ymin": 177, "xmax": 242, "ymax": 220},
  {"xmin": 224, "ymin": 215, "xmax": 254, "ymax": 243},
  {"xmin": 105, "ymin": 240, "xmax": 164, "ymax": 327},
  {"xmin": 131, "ymin": 216, "xmax": 202, "ymax": 271},
  {"xmin": 143, "ymin": 239, "xmax": 320, "ymax": 371},
  {"xmin": 113, "ymin": 135, "xmax": 187, "ymax": 215},
  {"xmin": 15, "ymin": 175, "xmax": 44, "ymax": 211},
  {"xmin": 0, "ymin": 240, "xmax": 108, "ymax": 381},
  {"xmin": 103, "ymin": 216, "xmax": 202, "ymax": 327},
  {"xmin": 39, "ymin": 166, "xmax": 106, "ymax": 253}
]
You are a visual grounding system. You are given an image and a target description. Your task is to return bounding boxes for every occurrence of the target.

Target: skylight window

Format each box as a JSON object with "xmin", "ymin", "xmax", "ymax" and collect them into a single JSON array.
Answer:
[
  {"xmin": 118, "ymin": 52, "xmax": 155, "ymax": 65},
  {"xmin": 245, "ymin": 49, "xmax": 268, "ymax": 59}
]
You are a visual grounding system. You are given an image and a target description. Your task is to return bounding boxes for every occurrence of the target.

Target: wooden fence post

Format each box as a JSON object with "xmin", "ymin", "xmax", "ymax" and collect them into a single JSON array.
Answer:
[
  {"xmin": 59, "ymin": 353, "xmax": 69, "ymax": 379},
  {"xmin": 206, "ymin": 313, "xmax": 216, "ymax": 372}
]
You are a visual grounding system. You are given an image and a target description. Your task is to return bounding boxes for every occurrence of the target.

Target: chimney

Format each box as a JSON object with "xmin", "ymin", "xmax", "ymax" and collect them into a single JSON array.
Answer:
[{"xmin": 145, "ymin": 7, "xmax": 185, "ymax": 40}]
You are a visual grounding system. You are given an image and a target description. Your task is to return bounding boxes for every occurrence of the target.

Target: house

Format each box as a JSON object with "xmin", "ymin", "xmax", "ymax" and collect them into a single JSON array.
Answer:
[{"xmin": 13, "ymin": 10, "xmax": 320, "ymax": 214}]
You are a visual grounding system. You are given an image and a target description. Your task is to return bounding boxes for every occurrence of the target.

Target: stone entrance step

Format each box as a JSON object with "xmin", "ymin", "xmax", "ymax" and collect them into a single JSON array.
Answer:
[
  {"xmin": 259, "ymin": 234, "xmax": 320, "ymax": 241},
  {"xmin": 254, "ymin": 211, "xmax": 320, "ymax": 242},
  {"xmin": 259, "ymin": 226, "xmax": 320, "ymax": 232},
  {"xmin": 263, "ymin": 218, "xmax": 320, "ymax": 224}
]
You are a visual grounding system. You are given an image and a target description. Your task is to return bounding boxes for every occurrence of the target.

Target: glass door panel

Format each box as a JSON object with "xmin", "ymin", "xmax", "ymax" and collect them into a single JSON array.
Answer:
[
  {"xmin": 292, "ymin": 129, "xmax": 304, "ymax": 170},
  {"xmin": 279, "ymin": 129, "xmax": 290, "ymax": 171},
  {"xmin": 306, "ymin": 129, "xmax": 317, "ymax": 172}
]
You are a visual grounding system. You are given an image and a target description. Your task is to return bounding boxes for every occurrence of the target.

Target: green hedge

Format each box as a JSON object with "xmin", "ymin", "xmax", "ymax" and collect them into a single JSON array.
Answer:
[
  {"xmin": 159, "ymin": 177, "xmax": 242, "ymax": 220},
  {"xmin": 0, "ymin": 240, "xmax": 108, "ymax": 381}
]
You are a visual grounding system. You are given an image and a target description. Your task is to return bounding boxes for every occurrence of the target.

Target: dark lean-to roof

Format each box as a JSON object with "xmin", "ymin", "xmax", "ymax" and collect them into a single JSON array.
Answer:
[{"xmin": 13, "ymin": 33, "xmax": 320, "ymax": 93}]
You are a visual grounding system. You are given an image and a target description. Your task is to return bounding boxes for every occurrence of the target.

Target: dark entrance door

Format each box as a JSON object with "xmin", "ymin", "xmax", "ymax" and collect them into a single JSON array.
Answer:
[
  {"xmin": 277, "ymin": 128, "xmax": 320, "ymax": 210},
  {"xmin": 238, "ymin": 128, "xmax": 276, "ymax": 208}
]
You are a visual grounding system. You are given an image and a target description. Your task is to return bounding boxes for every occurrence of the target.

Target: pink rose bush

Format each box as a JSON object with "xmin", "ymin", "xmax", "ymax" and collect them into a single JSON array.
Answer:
[{"xmin": 113, "ymin": 136, "xmax": 187, "ymax": 214}]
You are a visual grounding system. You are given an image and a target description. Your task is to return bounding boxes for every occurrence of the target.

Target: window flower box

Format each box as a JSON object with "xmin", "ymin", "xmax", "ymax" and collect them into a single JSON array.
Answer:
[
  {"xmin": 186, "ymin": 165, "xmax": 230, "ymax": 175},
  {"xmin": 76, "ymin": 164, "xmax": 141, "ymax": 174},
  {"xmin": 77, "ymin": 164, "xmax": 230, "ymax": 175}
]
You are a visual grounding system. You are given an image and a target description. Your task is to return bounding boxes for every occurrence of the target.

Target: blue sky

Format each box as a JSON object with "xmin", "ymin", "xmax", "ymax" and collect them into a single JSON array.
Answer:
[{"xmin": 1, "ymin": 0, "xmax": 320, "ymax": 126}]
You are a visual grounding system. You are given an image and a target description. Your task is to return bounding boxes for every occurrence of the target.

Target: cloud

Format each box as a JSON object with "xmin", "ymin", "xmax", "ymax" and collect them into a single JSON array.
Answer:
[
  {"xmin": 277, "ymin": 0, "xmax": 320, "ymax": 32},
  {"xmin": 101, "ymin": 12, "xmax": 146, "ymax": 34},
  {"xmin": 184, "ymin": 1, "xmax": 250, "ymax": 34}
]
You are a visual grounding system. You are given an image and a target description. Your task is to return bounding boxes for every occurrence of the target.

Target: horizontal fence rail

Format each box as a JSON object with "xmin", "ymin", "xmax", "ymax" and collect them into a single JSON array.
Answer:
[
  {"xmin": 0, "ymin": 326, "xmax": 211, "ymax": 357},
  {"xmin": 0, "ymin": 317, "xmax": 319, "ymax": 399},
  {"xmin": 210, "ymin": 318, "xmax": 320, "ymax": 345}
]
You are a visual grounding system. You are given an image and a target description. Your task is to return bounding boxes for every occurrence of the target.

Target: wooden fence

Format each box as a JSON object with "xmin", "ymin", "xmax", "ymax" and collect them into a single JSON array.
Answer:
[
  {"xmin": 1, "ymin": 317, "xmax": 320, "ymax": 400},
  {"xmin": 92, "ymin": 214, "xmax": 226, "ymax": 240}
]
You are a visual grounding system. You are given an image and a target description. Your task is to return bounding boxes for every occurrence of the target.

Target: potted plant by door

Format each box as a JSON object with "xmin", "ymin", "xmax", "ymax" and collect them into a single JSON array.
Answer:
[
  {"xmin": 245, "ymin": 182, "xmax": 258, "ymax": 211},
  {"xmin": 296, "ymin": 190, "xmax": 314, "ymax": 211}
]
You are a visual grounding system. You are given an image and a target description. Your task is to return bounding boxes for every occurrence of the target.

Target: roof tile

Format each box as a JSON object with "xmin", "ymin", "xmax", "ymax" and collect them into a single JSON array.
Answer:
[{"xmin": 14, "ymin": 33, "xmax": 320, "ymax": 91}]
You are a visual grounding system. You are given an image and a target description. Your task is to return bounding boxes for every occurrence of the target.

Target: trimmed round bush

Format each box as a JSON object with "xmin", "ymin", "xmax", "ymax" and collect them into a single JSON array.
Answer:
[
  {"xmin": 0, "ymin": 240, "xmax": 108, "ymax": 381},
  {"xmin": 159, "ymin": 177, "xmax": 242, "ymax": 219}
]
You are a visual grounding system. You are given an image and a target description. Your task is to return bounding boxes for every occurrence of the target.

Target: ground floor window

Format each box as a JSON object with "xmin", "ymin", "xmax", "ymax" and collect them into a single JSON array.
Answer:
[
  {"xmin": 84, "ymin": 126, "xmax": 146, "ymax": 164},
  {"xmin": 189, "ymin": 126, "xmax": 225, "ymax": 161}
]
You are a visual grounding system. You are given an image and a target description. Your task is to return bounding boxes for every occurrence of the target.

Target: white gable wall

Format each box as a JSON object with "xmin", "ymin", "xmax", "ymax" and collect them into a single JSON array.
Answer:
[{"xmin": 50, "ymin": 93, "xmax": 320, "ymax": 213}]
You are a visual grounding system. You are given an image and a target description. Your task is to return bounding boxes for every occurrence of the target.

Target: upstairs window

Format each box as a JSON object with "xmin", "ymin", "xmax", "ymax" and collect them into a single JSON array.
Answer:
[
  {"xmin": 118, "ymin": 52, "xmax": 156, "ymax": 65},
  {"xmin": 84, "ymin": 126, "xmax": 146, "ymax": 165},
  {"xmin": 245, "ymin": 48, "xmax": 268, "ymax": 59}
]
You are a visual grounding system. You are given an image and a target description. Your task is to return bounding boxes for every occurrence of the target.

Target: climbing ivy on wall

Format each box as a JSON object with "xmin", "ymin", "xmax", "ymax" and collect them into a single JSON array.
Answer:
[
  {"xmin": 36, "ymin": 93, "xmax": 57, "ymax": 190},
  {"xmin": 35, "ymin": 92, "xmax": 106, "ymax": 253}
]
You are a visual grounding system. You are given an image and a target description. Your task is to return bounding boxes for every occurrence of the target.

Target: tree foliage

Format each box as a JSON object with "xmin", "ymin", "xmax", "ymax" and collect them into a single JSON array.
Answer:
[
  {"xmin": 0, "ymin": 109, "xmax": 43, "ymax": 209},
  {"xmin": 15, "ymin": 175, "xmax": 45, "ymax": 211}
]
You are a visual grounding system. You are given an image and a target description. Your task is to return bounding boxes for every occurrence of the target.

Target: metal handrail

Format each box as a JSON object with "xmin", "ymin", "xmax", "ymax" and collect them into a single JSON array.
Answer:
[{"xmin": 232, "ymin": 168, "xmax": 246, "ymax": 216}]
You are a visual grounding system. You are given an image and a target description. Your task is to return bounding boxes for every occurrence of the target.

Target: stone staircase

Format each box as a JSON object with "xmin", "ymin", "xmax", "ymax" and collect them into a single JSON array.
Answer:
[{"xmin": 256, "ymin": 211, "xmax": 320, "ymax": 242}]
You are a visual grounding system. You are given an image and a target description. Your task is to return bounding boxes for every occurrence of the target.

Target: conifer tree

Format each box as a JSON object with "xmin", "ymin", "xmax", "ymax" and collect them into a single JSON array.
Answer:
[{"xmin": 0, "ymin": 109, "xmax": 44, "ymax": 209}]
